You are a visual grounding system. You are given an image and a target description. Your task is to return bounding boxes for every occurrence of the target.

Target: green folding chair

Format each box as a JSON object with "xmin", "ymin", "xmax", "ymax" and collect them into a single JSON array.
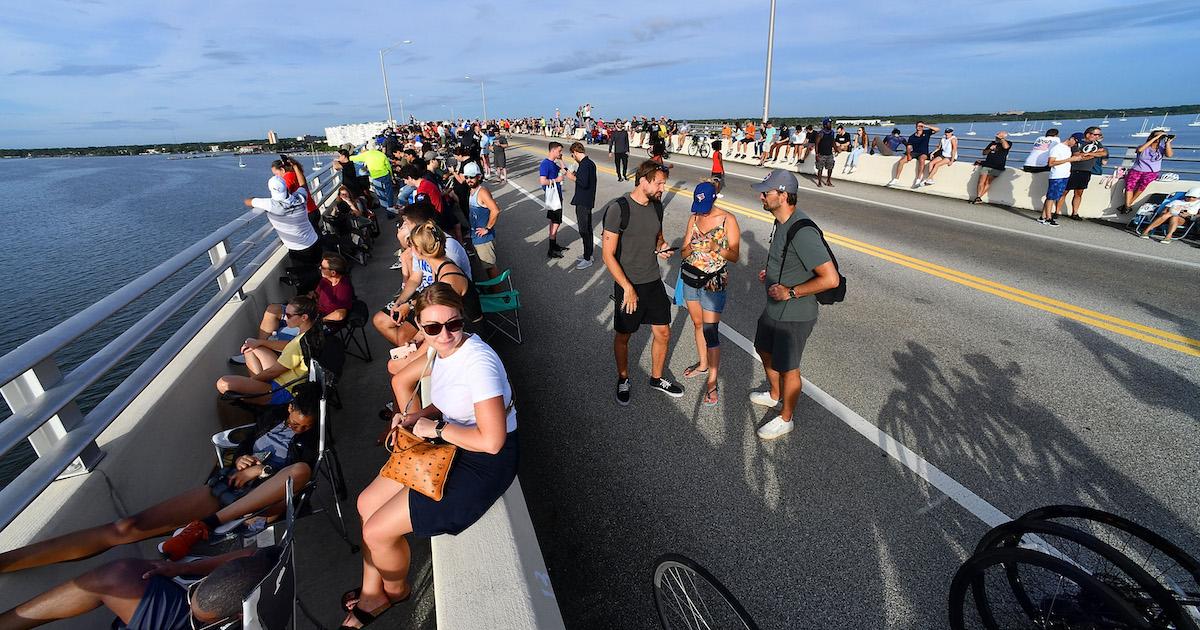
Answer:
[{"xmin": 474, "ymin": 269, "xmax": 523, "ymax": 344}]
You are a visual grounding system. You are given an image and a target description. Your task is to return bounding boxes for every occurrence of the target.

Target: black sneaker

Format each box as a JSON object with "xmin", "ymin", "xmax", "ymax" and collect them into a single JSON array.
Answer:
[
  {"xmin": 1046, "ymin": 218, "xmax": 1060, "ymax": 227},
  {"xmin": 649, "ymin": 377, "xmax": 684, "ymax": 398},
  {"xmin": 1069, "ymin": 214, "xmax": 1082, "ymax": 221},
  {"xmin": 550, "ymin": 241, "xmax": 567, "ymax": 251},
  {"xmin": 548, "ymin": 248, "xmax": 564, "ymax": 258},
  {"xmin": 616, "ymin": 378, "xmax": 631, "ymax": 405}
]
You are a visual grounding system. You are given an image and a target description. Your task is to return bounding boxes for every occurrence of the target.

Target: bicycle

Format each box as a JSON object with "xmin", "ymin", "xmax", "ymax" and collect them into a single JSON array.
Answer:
[
  {"xmin": 684, "ymin": 134, "xmax": 712, "ymax": 158},
  {"xmin": 652, "ymin": 554, "xmax": 759, "ymax": 630}
]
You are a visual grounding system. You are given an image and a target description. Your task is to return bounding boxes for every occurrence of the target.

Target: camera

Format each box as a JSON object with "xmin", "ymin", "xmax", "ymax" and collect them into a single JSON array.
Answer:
[{"xmin": 1166, "ymin": 134, "xmax": 1176, "ymax": 140}]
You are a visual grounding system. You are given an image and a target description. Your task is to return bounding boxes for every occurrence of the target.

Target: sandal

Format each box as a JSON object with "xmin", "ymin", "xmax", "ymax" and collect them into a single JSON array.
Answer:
[
  {"xmin": 683, "ymin": 363, "xmax": 709, "ymax": 379},
  {"xmin": 703, "ymin": 386, "xmax": 719, "ymax": 407},
  {"xmin": 339, "ymin": 586, "xmax": 411, "ymax": 621},
  {"xmin": 970, "ymin": 197, "xmax": 982, "ymax": 204},
  {"xmin": 377, "ymin": 402, "xmax": 395, "ymax": 422},
  {"xmin": 340, "ymin": 602, "xmax": 392, "ymax": 629}
]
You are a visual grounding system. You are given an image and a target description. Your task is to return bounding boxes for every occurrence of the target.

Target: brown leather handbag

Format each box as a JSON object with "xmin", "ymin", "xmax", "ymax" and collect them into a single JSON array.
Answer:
[{"xmin": 379, "ymin": 350, "xmax": 457, "ymax": 501}]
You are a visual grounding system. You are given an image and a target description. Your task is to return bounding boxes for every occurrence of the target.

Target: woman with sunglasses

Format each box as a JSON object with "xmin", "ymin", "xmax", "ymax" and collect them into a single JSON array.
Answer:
[
  {"xmin": 0, "ymin": 384, "xmax": 320, "ymax": 574},
  {"xmin": 344, "ymin": 283, "xmax": 517, "ymax": 629},
  {"xmin": 216, "ymin": 295, "xmax": 323, "ymax": 405}
]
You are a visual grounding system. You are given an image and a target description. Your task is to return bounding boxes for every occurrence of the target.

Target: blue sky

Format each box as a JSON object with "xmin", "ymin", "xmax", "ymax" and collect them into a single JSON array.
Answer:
[{"xmin": 3, "ymin": 0, "xmax": 1199, "ymax": 148}]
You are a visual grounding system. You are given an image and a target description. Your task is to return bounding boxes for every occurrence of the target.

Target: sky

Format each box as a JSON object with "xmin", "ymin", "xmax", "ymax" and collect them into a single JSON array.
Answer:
[{"xmin": 3, "ymin": 0, "xmax": 1199, "ymax": 148}]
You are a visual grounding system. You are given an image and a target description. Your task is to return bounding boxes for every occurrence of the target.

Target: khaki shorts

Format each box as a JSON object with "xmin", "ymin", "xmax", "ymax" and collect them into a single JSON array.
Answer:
[{"xmin": 474, "ymin": 240, "xmax": 497, "ymax": 265}]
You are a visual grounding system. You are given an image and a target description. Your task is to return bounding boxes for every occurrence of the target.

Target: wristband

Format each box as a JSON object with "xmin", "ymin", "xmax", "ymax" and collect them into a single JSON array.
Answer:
[{"xmin": 258, "ymin": 465, "xmax": 273, "ymax": 479}]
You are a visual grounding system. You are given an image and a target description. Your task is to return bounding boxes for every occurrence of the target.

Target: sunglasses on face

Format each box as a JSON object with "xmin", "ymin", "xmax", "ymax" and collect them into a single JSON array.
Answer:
[{"xmin": 419, "ymin": 318, "xmax": 465, "ymax": 336}]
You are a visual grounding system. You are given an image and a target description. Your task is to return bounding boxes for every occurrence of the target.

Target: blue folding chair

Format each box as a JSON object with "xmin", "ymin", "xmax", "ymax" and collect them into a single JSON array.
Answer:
[{"xmin": 1129, "ymin": 191, "xmax": 1185, "ymax": 235}]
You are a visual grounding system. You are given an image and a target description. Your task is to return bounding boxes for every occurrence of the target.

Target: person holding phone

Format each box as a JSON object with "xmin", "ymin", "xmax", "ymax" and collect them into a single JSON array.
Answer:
[
  {"xmin": 600, "ymin": 160, "xmax": 684, "ymax": 406},
  {"xmin": 1123, "ymin": 130, "xmax": 1174, "ymax": 212}
]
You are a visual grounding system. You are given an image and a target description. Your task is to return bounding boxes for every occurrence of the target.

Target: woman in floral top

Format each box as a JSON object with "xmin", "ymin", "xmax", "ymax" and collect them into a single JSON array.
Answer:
[{"xmin": 675, "ymin": 182, "xmax": 741, "ymax": 406}]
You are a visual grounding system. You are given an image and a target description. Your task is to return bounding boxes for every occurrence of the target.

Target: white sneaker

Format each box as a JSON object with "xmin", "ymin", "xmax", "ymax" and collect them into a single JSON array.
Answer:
[
  {"xmin": 922, "ymin": 179, "xmax": 935, "ymax": 186},
  {"xmin": 575, "ymin": 258, "xmax": 594, "ymax": 270},
  {"xmin": 756, "ymin": 416, "xmax": 794, "ymax": 440},
  {"xmin": 749, "ymin": 391, "xmax": 780, "ymax": 408},
  {"xmin": 912, "ymin": 179, "xmax": 924, "ymax": 188},
  {"xmin": 389, "ymin": 261, "xmax": 404, "ymax": 270},
  {"xmin": 885, "ymin": 179, "xmax": 898, "ymax": 187}
]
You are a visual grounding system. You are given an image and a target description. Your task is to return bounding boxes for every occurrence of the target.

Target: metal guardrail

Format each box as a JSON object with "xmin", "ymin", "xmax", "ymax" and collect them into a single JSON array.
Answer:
[{"xmin": 0, "ymin": 158, "xmax": 344, "ymax": 532}]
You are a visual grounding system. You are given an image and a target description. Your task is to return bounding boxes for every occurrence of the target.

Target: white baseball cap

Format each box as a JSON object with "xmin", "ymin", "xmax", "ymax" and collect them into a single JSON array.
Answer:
[
  {"xmin": 268, "ymin": 176, "xmax": 289, "ymax": 200},
  {"xmin": 463, "ymin": 162, "xmax": 482, "ymax": 177},
  {"xmin": 1186, "ymin": 187, "xmax": 1200, "ymax": 199}
]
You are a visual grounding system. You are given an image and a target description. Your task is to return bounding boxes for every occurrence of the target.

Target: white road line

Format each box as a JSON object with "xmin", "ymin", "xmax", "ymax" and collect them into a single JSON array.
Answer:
[
  {"xmin": 514, "ymin": 136, "xmax": 1200, "ymax": 271},
  {"xmin": 503, "ymin": 177, "xmax": 1013, "ymax": 528}
]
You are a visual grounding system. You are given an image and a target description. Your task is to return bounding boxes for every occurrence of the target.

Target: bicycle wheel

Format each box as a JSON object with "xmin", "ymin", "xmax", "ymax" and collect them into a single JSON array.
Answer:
[
  {"xmin": 652, "ymin": 554, "xmax": 759, "ymax": 630},
  {"xmin": 950, "ymin": 547, "xmax": 1151, "ymax": 630},
  {"xmin": 976, "ymin": 519, "xmax": 1192, "ymax": 628},
  {"xmin": 1019, "ymin": 506, "xmax": 1200, "ymax": 628},
  {"xmin": 699, "ymin": 142, "xmax": 710, "ymax": 158}
]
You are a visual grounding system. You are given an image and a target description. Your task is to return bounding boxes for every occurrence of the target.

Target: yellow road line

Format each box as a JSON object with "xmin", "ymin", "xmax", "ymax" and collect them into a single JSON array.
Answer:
[{"xmin": 506, "ymin": 141, "xmax": 1200, "ymax": 356}]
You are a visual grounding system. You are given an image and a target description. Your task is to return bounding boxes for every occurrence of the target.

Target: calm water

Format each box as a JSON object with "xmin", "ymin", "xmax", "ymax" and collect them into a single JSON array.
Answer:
[{"xmin": 0, "ymin": 153, "xmax": 305, "ymax": 487}]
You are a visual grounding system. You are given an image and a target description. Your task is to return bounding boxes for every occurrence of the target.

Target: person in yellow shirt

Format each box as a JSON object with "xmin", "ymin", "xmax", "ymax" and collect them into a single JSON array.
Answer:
[
  {"xmin": 352, "ymin": 144, "xmax": 395, "ymax": 207},
  {"xmin": 216, "ymin": 296, "xmax": 322, "ymax": 405}
]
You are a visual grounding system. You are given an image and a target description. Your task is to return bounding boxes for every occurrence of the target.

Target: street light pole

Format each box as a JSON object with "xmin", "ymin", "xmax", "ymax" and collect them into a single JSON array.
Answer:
[
  {"xmin": 481, "ymin": 81, "xmax": 488, "ymax": 122},
  {"xmin": 379, "ymin": 40, "xmax": 413, "ymax": 125},
  {"xmin": 762, "ymin": 0, "xmax": 776, "ymax": 125}
]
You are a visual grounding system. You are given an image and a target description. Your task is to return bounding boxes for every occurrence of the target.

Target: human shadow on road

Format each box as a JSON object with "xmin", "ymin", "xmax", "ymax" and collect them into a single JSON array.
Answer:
[{"xmin": 1133, "ymin": 299, "xmax": 1200, "ymax": 341}]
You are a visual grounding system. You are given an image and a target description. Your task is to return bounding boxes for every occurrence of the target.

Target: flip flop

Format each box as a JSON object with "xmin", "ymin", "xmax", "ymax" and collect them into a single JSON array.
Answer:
[
  {"xmin": 340, "ymin": 587, "xmax": 411, "ymax": 617},
  {"xmin": 703, "ymin": 386, "xmax": 719, "ymax": 407},
  {"xmin": 683, "ymin": 363, "xmax": 709, "ymax": 379}
]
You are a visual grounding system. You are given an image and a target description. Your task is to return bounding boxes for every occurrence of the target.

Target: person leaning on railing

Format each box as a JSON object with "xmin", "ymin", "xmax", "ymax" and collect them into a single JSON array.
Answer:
[
  {"xmin": 244, "ymin": 168, "xmax": 322, "ymax": 270},
  {"xmin": 343, "ymin": 283, "xmax": 518, "ymax": 629},
  {"xmin": 0, "ymin": 383, "xmax": 320, "ymax": 574},
  {"xmin": 216, "ymin": 296, "xmax": 323, "ymax": 405}
]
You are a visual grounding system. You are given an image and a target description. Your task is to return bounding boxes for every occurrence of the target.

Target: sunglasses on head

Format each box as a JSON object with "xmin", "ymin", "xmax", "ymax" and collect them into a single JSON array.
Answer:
[{"xmin": 419, "ymin": 318, "xmax": 465, "ymax": 336}]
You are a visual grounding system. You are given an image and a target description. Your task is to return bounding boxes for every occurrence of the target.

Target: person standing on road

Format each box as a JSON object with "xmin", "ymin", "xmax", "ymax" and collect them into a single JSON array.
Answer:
[
  {"xmin": 539, "ymin": 141, "xmax": 567, "ymax": 258},
  {"xmin": 1040, "ymin": 133, "xmax": 1080, "ymax": 227},
  {"xmin": 566, "ymin": 142, "xmax": 598, "ymax": 270},
  {"xmin": 464, "ymin": 162, "xmax": 502, "ymax": 281},
  {"xmin": 1061, "ymin": 126, "xmax": 1107, "ymax": 220},
  {"xmin": 711, "ymin": 139, "xmax": 725, "ymax": 196},
  {"xmin": 609, "ymin": 121, "xmax": 631, "ymax": 181},
  {"xmin": 492, "ymin": 128, "xmax": 510, "ymax": 183},
  {"xmin": 813, "ymin": 118, "xmax": 838, "ymax": 187},
  {"xmin": 750, "ymin": 170, "xmax": 840, "ymax": 440},
  {"xmin": 971, "ymin": 131, "xmax": 1010, "ymax": 204},
  {"xmin": 601, "ymin": 160, "xmax": 684, "ymax": 405},
  {"xmin": 887, "ymin": 121, "xmax": 938, "ymax": 188},
  {"xmin": 676, "ymin": 182, "xmax": 741, "ymax": 407}
]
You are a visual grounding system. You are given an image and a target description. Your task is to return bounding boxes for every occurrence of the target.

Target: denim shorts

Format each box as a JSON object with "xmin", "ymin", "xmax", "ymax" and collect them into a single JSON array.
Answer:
[{"xmin": 676, "ymin": 277, "xmax": 727, "ymax": 313}]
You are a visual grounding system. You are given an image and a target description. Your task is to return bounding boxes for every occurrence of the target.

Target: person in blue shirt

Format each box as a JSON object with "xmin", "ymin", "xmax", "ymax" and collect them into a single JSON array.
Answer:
[
  {"xmin": 887, "ymin": 121, "xmax": 939, "ymax": 188},
  {"xmin": 539, "ymin": 142, "xmax": 567, "ymax": 258}
]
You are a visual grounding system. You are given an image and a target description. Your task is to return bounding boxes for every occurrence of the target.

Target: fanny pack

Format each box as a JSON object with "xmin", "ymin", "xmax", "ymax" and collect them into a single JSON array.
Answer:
[{"xmin": 679, "ymin": 261, "xmax": 723, "ymax": 289}]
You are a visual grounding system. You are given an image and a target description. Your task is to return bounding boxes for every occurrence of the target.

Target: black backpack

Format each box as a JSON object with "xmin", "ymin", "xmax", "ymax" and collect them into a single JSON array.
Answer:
[
  {"xmin": 605, "ymin": 196, "xmax": 664, "ymax": 259},
  {"xmin": 780, "ymin": 219, "xmax": 846, "ymax": 305}
]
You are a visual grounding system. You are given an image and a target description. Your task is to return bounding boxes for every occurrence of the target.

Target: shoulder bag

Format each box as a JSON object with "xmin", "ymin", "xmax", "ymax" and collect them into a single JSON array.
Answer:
[{"xmin": 380, "ymin": 349, "xmax": 457, "ymax": 501}]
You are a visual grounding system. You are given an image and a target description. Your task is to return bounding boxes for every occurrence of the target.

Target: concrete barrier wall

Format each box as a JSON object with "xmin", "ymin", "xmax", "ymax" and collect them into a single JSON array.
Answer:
[{"xmin": 517, "ymin": 128, "xmax": 1197, "ymax": 219}]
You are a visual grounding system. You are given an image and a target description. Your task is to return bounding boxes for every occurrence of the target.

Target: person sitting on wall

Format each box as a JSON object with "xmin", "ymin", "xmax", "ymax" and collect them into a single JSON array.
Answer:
[
  {"xmin": 0, "ymin": 547, "xmax": 281, "ymax": 630},
  {"xmin": 216, "ymin": 296, "xmax": 323, "ymax": 405},
  {"xmin": 0, "ymin": 384, "xmax": 320, "ymax": 573},
  {"xmin": 231, "ymin": 253, "xmax": 351, "ymax": 365}
]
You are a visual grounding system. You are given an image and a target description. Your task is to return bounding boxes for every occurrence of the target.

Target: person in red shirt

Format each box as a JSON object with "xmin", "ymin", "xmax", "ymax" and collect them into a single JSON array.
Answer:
[{"xmin": 710, "ymin": 140, "xmax": 725, "ymax": 196}]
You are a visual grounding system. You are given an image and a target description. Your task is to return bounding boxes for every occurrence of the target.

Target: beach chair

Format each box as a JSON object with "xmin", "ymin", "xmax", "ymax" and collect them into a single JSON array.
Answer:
[
  {"xmin": 334, "ymin": 298, "xmax": 373, "ymax": 362},
  {"xmin": 211, "ymin": 360, "xmax": 356, "ymax": 554},
  {"xmin": 1130, "ymin": 191, "xmax": 1197, "ymax": 239},
  {"xmin": 475, "ymin": 269, "xmax": 523, "ymax": 344}
]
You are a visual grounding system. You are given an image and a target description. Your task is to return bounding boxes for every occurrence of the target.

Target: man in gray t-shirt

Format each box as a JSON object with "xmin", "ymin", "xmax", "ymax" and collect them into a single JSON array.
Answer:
[
  {"xmin": 601, "ymin": 161, "xmax": 683, "ymax": 405},
  {"xmin": 749, "ymin": 170, "xmax": 840, "ymax": 441}
]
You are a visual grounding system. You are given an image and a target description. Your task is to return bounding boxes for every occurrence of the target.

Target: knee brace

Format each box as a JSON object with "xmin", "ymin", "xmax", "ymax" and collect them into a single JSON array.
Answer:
[{"xmin": 702, "ymin": 322, "xmax": 720, "ymax": 348}]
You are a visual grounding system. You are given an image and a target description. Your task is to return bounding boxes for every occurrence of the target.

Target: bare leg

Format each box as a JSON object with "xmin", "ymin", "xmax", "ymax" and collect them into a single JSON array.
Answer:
[
  {"xmin": 258, "ymin": 304, "xmax": 283, "ymax": 340},
  {"xmin": 1070, "ymin": 189, "xmax": 1084, "ymax": 216},
  {"xmin": 757, "ymin": 351, "xmax": 781, "ymax": 401},
  {"xmin": 1164, "ymin": 216, "xmax": 1184, "ymax": 239},
  {"xmin": 348, "ymin": 476, "xmax": 413, "ymax": 627},
  {"xmin": 649, "ymin": 324, "xmax": 670, "ymax": 380},
  {"xmin": 893, "ymin": 156, "xmax": 909, "ymax": 180},
  {"xmin": 685, "ymin": 301, "xmax": 707, "ymax": 373},
  {"xmin": 0, "ymin": 487, "xmax": 217, "ymax": 573},
  {"xmin": 0, "ymin": 558, "xmax": 154, "ymax": 629},
  {"xmin": 703, "ymin": 311, "xmax": 721, "ymax": 400},
  {"xmin": 215, "ymin": 375, "xmax": 273, "ymax": 403},
  {"xmin": 1140, "ymin": 212, "xmax": 1171, "ymax": 234},
  {"xmin": 976, "ymin": 174, "xmax": 991, "ymax": 199},
  {"xmin": 614, "ymin": 332, "xmax": 631, "ymax": 379},
  {"xmin": 778, "ymin": 369, "xmax": 803, "ymax": 422},
  {"xmin": 214, "ymin": 463, "xmax": 311, "ymax": 524}
]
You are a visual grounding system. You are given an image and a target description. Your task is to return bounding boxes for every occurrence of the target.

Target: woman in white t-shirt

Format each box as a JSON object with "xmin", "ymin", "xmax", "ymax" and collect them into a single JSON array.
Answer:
[{"xmin": 344, "ymin": 283, "xmax": 517, "ymax": 627}]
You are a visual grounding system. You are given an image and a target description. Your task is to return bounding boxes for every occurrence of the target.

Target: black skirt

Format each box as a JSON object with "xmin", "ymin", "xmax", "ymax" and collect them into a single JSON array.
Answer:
[{"xmin": 409, "ymin": 430, "xmax": 518, "ymax": 537}]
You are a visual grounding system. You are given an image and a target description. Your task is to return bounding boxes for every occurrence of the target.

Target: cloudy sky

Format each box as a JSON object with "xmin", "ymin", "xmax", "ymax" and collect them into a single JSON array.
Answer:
[{"xmin": 3, "ymin": 0, "xmax": 1199, "ymax": 148}]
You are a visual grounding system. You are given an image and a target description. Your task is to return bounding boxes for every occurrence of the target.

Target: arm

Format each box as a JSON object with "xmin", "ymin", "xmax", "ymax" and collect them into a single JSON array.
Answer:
[
  {"xmin": 951, "ymin": 137, "xmax": 958, "ymax": 159},
  {"xmin": 1164, "ymin": 138, "xmax": 1174, "ymax": 158},
  {"xmin": 601, "ymin": 230, "xmax": 639, "ymax": 315},
  {"xmin": 788, "ymin": 261, "xmax": 840, "ymax": 297},
  {"xmin": 1047, "ymin": 152, "xmax": 1076, "ymax": 168},
  {"xmin": 926, "ymin": 125, "xmax": 940, "ymax": 135},
  {"xmin": 477, "ymin": 187, "xmax": 501, "ymax": 235},
  {"xmin": 721, "ymin": 216, "xmax": 741, "ymax": 263},
  {"xmin": 289, "ymin": 160, "xmax": 308, "ymax": 189},
  {"xmin": 679, "ymin": 215, "xmax": 697, "ymax": 259},
  {"xmin": 420, "ymin": 395, "xmax": 508, "ymax": 454},
  {"xmin": 393, "ymin": 256, "xmax": 424, "ymax": 304},
  {"xmin": 142, "ymin": 547, "xmax": 258, "ymax": 580},
  {"xmin": 580, "ymin": 161, "xmax": 596, "ymax": 189}
]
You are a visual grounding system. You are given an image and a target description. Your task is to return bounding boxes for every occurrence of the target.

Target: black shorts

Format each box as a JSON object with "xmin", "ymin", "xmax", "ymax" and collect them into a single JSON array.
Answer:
[
  {"xmin": 546, "ymin": 208, "xmax": 563, "ymax": 224},
  {"xmin": 753, "ymin": 313, "xmax": 816, "ymax": 373},
  {"xmin": 1066, "ymin": 170, "xmax": 1092, "ymax": 191},
  {"xmin": 117, "ymin": 576, "xmax": 191, "ymax": 630},
  {"xmin": 911, "ymin": 152, "xmax": 930, "ymax": 160},
  {"xmin": 614, "ymin": 281, "xmax": 672, "ymax": 334}
]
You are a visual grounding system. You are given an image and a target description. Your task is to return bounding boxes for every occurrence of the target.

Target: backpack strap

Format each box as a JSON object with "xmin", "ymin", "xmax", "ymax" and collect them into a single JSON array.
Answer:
[{"xmin": 780, "ymin": 219, "xmax": 840, "ymax": 277}]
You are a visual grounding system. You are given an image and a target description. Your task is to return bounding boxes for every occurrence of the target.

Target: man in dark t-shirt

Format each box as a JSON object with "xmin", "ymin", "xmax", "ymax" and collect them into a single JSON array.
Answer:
[
  {"xmin": 601, "ymin": 160, "xmax": 683, "ymax": 406},
  {"xmin": 1060, "ymin": 127, "xmax": 1107, "ymax": 219},
  {"xmin": 888, "ymin": 121, "xmax": 939, "ymax": 188},
  {"xmin": 814, "ymin": 118, "xmax": 838, "ymax": 187},
  {"xmin": 973, "ymin": 131, "xmax": 1011, "ymax": 204}
]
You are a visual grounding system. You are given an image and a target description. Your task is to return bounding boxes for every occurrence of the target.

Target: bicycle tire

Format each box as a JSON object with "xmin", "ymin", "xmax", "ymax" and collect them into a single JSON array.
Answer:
[
  {"xmin": 652, "ymin": 553, "xmax": 759, "ymax": 630},
  {"xmin": 699, "ymin": 143, "xmax": 710, "ymax": 159},
  {"xmin": 950, "ymin": 547, "xmax": 1151, "ymax": 630},
  {"xmin": 1021, "ymin": 507, "xmax": 1200, "ymax": 625},
  {"xmin": 976, "ymin": 519, "xmax": 1192, "ymax": 628}
]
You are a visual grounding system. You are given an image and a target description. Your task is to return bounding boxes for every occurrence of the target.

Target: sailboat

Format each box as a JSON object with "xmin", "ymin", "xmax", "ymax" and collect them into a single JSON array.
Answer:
[
  {"xmin": 1119, "ymin": 111, "xmax": 1127, "ymax": 121},
  {"xmin": 310, "ymin": 143, "xmax": 322, "ymax": 168},
  {"xmin": 1099, "ymin": 115, "xmax": 1109, "ymax": 128},
  {"xmin": 1052, "ymin": 121, "xmax": 1063, "ymax": 126},
  {"xmin": 1188, "ymin": 114, "xmax": 1200, "ymax": 127},
  {"xmin": 238, "ymin": 155, "xmax": 246, "ymax": 168},
  {"xmin": 1153, "ymin": 114, "xmax": 1170, "ymax": 132},
  {"xmin": 965, "ymin": 123, "xmax": 976, "ymax": 136},
  {"xmin": 1131, "ymin": 119, "xmax": 1150, "ymax": 138}
]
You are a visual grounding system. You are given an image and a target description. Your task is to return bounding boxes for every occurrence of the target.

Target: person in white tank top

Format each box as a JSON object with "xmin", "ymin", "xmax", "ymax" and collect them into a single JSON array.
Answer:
[{"xmin": 922, "ymin": 128, "xmax": 959, "ymax": 186}]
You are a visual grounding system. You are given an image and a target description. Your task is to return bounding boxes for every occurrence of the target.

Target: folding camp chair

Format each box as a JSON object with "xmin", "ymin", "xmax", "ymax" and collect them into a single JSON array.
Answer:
[
  {"xmin": 1130, "ymin": 191, "xmax": 1183, "ymax": 233},
  {"xmin": 334, "ymin": 299, "xmax": 373, "ymax": 362},
  {"xmin": 474, "ymin": 269, "xmax": 523, "ymax": 344}
]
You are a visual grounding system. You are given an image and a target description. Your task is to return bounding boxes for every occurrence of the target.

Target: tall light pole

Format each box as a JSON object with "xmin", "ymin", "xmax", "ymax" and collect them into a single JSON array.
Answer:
[
  {"xmin": 465, "ymin": 75, "xmax": 488, "ymax": 122},
  {"xmin": 379, "ymin": 40, "xmax": 413, "ymax": 124},
  {"xmin": 762, "ymin": 0, "xmax": 776, "ymax": 125}
]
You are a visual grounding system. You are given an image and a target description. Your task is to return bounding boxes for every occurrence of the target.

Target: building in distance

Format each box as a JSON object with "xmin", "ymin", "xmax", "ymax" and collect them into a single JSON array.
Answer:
[{"xmin": 267, "ymin": 130, "xmax": 278, "ymax": 145}]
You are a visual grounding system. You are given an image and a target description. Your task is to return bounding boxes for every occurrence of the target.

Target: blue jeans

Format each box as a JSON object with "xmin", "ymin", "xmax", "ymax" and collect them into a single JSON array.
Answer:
[
  {"xmin": 372, "ymin": 176, "xmax": 395, "ymax": 207},
  {"xmin": 395, "ymin": 184, "xmax": 416, "ymax": 206}
]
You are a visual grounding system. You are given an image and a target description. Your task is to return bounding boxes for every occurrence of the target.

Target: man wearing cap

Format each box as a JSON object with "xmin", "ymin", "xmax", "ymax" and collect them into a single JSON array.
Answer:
[
  {"xmin": 566, "ymin": 142, "xmax": 598, "ymax": 269},
  {"xmin": 1040, "ymin": 133, "xmax": 1080, "ymax": 226},
  {"xmin": 1062, "ymin": 127, "xmax": 1107, "ymax": 220},
  {"xmin": 750, "ymin": 170, "xmax": 841, "ymax": 440},
  {"xmin": 244, "ymin": 169, "xmax": 321, "ymax": 269},
  {"xmin": 601, "ymin": 160, "xmax": 684, "ymax": 405}
]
